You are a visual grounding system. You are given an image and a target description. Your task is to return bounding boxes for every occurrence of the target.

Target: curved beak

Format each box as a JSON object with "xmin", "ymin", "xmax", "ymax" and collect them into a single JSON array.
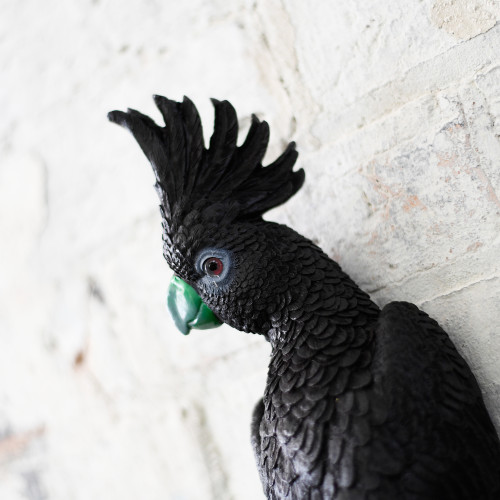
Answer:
[{"xmin": 167, "ymin": 276, "xmax": 222, "ymax": 335}]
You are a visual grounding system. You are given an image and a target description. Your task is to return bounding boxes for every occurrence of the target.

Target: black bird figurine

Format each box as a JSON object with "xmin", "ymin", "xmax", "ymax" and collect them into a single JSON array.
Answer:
[{"xmin": 108, "ymin": 96, "xmax": 500, "ymax": 499}]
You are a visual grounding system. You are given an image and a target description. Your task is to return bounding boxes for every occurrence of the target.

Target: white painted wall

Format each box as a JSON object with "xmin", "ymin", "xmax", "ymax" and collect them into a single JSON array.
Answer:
[{"xmin": 1, "ymin": 1, "xmax": 499, "ymax": 498}]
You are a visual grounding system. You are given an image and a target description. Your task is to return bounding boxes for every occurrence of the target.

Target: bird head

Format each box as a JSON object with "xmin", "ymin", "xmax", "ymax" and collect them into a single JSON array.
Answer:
[{"xmin": 108, "ymin": 96, "xmax": 304, "ymax": 336}]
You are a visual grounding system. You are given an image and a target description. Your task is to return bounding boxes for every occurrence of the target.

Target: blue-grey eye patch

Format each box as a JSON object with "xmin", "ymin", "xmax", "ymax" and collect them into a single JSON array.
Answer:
[{"xmin": 196, "ymin": 248, "xmax": 233, "ymax": 284}]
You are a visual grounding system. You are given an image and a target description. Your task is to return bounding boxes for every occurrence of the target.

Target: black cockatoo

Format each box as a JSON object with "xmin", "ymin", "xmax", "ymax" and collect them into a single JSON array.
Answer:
[{"xmin": 108, "ymin": 96, "xmax": 500, "ymax": 499}]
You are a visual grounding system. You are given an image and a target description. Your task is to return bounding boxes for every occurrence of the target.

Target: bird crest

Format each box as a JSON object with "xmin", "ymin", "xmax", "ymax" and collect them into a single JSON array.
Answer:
[{"xmin": 108, "ymin": 96, "xmax": 304, "ymax": 239}]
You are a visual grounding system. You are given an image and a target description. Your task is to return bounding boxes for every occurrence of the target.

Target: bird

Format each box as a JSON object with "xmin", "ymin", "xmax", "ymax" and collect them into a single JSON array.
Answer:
[{"xmin": 108, "ymin": 96, "xmax": 500, "ymax": 499}]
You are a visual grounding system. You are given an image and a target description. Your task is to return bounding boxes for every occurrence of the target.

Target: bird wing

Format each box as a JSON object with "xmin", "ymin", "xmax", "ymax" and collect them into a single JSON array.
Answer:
[{"xmin": 368, "ymin": 301, "xmax": 500, "ymax": 499}]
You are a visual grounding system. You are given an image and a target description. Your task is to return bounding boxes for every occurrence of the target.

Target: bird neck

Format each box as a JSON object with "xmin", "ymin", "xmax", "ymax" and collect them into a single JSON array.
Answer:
[
  {"xmin": 265, "ymin": 256, "xmax": 379, "ymax": 372},
  {"xmin": 262, "ymin": 273, "xmax": 378, "ymax": 420}
]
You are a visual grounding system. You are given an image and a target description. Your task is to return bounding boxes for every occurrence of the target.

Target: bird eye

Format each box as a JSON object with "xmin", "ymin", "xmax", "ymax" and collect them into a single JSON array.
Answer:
[{"xmin": 203, "ymin": 257, "xmax": 224, "ymax": 277}]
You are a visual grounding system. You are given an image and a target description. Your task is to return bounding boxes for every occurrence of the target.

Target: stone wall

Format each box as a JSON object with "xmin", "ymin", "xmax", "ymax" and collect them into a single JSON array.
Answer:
[{"xmin": 1, "ymin": 1, "xmax": 499, "ymax": 498}]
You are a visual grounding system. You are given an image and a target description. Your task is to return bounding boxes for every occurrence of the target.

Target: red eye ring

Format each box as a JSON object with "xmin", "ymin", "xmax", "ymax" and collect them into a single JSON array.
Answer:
[{"xmin": 203, "ymin": 257, "xmax": 224, "ymax": 277}]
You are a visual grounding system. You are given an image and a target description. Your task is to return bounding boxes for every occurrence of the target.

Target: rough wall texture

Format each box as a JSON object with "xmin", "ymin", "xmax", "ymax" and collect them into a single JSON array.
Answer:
[{"xmin": 1, "ymin": 1, "xmax": 499, "ymax": 499}]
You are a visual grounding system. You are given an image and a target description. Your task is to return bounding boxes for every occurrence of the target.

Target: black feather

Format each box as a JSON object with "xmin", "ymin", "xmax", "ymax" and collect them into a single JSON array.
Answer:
[{"xmin": 108, "ymin": 96, "xmax": 303, "ymax": 236}]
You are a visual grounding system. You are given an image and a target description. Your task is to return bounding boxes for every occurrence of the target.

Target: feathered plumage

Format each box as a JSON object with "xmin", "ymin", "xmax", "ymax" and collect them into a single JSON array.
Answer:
[
  {"xmin": 109, "ymin": 96, "xmax": 303, "ymax": 226},
  {"xmin": 109, "ymin": 96, "xmax": 500, "ymax": 499}
]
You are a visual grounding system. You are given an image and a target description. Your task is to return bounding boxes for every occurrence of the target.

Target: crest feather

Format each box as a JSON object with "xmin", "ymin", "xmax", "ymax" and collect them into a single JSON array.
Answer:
[{"xmin": 108, "ymin": 96, "xmax": 304, "ymax": 233}]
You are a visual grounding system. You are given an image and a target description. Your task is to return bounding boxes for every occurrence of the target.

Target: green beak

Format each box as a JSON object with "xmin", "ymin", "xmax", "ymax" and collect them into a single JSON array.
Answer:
[{"xmin": 167, "ymin": 276, "xmax": 222, "ymax": 335}]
